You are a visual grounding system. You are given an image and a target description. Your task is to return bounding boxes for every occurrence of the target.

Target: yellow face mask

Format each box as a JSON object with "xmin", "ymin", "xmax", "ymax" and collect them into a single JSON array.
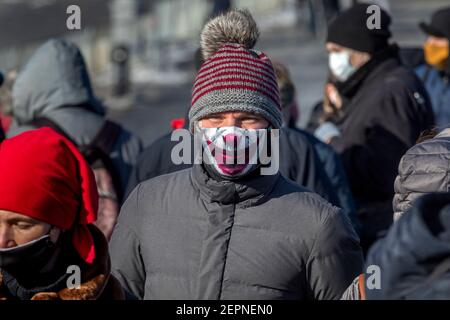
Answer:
[{"xmin": 424, "ymin": 41, "xmax": 450, "ymax": 70}]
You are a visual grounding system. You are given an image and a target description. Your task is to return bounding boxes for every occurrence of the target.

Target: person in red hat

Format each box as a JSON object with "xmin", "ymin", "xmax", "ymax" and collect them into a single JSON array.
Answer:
[{"xmin": 0, "ymin": 127, "xmax": 124, "ymax": 300}]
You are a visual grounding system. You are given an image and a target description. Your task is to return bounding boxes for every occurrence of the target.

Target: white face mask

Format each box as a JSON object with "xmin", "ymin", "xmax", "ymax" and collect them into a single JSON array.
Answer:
[
  {"xmin": 329, "ymin": 51, "xmax": 357, "ymax": 82},
  {"xmin": 197, "ymin": 125, "xmax": 266, "ymax": 178}
]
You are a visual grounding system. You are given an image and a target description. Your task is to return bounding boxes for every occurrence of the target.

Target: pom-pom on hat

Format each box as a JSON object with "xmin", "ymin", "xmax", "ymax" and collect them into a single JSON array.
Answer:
[{"xmin": 189, "ymin": 9, "xmax": 283, "ymax": 132}]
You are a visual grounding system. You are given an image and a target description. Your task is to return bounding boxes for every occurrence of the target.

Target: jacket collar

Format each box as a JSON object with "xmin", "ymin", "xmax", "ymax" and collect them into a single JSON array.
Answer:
[
  {"xmin": 190, "ymin": 164, "xmax": 280, "ymax": 207},
  {"xmin": 0, "ymin": 225, "xmax": 113, "ymax": 300},
  {"xmin": 336, "ymin": 44, "xmax": 400, "ymax": 100}
]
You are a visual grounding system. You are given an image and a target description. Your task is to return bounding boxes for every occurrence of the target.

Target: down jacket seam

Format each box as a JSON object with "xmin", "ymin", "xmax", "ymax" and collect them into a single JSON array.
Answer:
[{"xmin": 218, "ymin": 202, "xmax": 236, "ymax": 299}]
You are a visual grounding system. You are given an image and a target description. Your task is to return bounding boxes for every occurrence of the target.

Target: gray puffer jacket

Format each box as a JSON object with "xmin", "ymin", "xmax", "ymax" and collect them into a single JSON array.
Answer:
[
  {"xmin": 393, "ymin": 128, "xmax": 450, "ymax": 221},
  {"xmin": 8, "ymin": 39, "xmax": 142, "ymax": 194},
  {"xmin": 110, "ymin": 164, "xmax": 363, "ymax": 300}
]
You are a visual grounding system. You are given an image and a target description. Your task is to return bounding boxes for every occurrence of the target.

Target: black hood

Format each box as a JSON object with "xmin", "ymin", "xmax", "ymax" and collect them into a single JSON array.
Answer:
[
  {"xmin": 366, "ymin": 193, "xmax": 450, "ymax": 299},
  {"xmin": 12, "ymin": 38, "xmax": 105, "ymax": 125}
]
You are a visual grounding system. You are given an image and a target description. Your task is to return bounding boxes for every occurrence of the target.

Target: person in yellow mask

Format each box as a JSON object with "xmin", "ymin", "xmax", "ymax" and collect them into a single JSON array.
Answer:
[
  {"xmin": 423, "ymin": 36, "xmax": 449, "ymax": 71},
  {"xmin": 416, "ymin": 7, "xmax": 450, "ymax": 128}
]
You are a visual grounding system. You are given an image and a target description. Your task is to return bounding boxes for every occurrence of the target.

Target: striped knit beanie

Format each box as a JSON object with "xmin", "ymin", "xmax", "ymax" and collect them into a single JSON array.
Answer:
[{"xmin": 189, "ymin": 9, "xmax": 283, "ymax": 132}]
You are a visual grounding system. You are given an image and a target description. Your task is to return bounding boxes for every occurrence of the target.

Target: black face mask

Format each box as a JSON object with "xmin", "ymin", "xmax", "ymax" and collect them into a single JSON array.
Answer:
[{"xmin": 0, "ymin": 234, "xmax": 57, "ymax": 270}]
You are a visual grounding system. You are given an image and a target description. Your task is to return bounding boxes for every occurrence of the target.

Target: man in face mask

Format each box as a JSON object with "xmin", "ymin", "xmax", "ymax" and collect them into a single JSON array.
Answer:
[
  {"xmin": 415, "ymin": 7, "xmax": 450, "ymax": 128},
  {"xmin": 314, "ymin": 3, "xmax": 434, "ymax": 254},
  {"xmin": 0, "ymin": 211, "xmax": 60, "ymax": 260},
  {"xmin": 124, "ymin": 54, "xmax": 339, "ymax": 210},
  {"xmin": 0, "ymin": 212, "xmax": 62, "ymax": 287},
  {"xmin": 0, "ymin": 128, "xmax": 124, "ymax": 300},
  {"xmin": 110, "ymin": 9, "xmax": 363, "ymax": 301}
]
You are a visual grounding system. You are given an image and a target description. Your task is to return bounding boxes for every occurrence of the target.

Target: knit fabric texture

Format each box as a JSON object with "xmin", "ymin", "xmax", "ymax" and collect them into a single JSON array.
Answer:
[{"xmin": 189, "ymin": 43, "xmax": 282, "ymax": 132}]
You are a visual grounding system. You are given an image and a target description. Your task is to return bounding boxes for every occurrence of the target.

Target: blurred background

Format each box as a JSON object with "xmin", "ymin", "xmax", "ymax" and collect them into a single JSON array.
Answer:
[{"xmin": 0, "ymin": 0, "xmax": 449, "ymax": 146}]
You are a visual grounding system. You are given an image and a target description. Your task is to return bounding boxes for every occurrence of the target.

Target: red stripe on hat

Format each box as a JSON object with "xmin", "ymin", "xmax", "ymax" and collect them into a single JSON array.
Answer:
[
  {"xmin": 199, "ymin": 58, "xmax": 275, "ymax": 79},
  {"xmin": 199, "ymin": 63, "xmax": 278, "ymax": 86},
  {"xmin": 195, "ymin": 65, "xmax": 278, "ymax": 89},
  {"xmin": 194, "ymin": 71, "xmax": 279, "ymax": 94},
  {"xmin": 192, "ymin": 76, "xmax": 280, "ymax": 101},
  {"xmin": 197, "ymin": 63, "xmax": 277, "ymax": 84},
  {"xmin": 192, "ymin": 76, "xmax": 280, "ymax": 102}
]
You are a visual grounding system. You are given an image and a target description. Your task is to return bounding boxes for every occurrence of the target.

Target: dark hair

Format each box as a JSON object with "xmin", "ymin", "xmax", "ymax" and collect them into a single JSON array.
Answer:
[{"xmin": 416, "ymin": 127, "xmax": 438, "ymax": 144}]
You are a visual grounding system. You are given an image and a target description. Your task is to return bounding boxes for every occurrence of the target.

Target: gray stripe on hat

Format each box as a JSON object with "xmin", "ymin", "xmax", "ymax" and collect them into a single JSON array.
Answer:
[{"xmin": 189, "ymin": 89, "xmax": 283, "ymax": 132}]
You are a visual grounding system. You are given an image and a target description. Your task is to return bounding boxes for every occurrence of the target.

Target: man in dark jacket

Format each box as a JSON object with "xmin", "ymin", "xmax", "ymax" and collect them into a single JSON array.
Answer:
[
  {"xmin": 315, "ymin": 4, "xmax": 434, "ymax": 251},
  {"xmin": 273, "ymin": 61, "xmax": 358, "ymax": 230},
  {"xmin": 110, "ymin": 10, "xmax": 363, "ymax": 300}
]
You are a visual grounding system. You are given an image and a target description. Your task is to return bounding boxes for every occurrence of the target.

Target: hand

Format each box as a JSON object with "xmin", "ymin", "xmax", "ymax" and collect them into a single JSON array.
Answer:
[
  {"xmin": 314, "ymin": 122, "xmax": 341, "ymax": 143},
  {"xmin": 325, "ymin": 83, "xmax": 342, "ymax": 110}
]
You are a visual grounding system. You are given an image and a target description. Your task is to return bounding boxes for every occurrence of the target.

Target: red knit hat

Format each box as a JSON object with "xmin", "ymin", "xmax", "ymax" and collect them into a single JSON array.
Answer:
[
  {"xmin": 0, "ymin": 127, "xmax": 98, "ymax": 264},
  {"xmin": 189, "ymin": 9, "xmax": 283, "ymax": 132}
]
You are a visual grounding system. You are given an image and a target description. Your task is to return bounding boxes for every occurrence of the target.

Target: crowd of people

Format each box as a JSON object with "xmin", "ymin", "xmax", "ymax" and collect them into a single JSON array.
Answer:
[{"xmin": 1, "ymin": 2, "xmax": 450, "ymax": 300}]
